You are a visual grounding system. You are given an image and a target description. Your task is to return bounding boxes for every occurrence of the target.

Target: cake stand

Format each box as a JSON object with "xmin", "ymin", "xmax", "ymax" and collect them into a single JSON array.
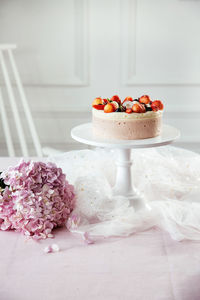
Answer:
[{"xmin": 71, "ymin": 123, "xmax": 180, "ymax": 210}]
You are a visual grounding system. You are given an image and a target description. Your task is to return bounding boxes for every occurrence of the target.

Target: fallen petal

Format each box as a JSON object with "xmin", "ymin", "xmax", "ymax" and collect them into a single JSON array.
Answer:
[{"xmin": 83, "ymin": 232, "xmax": 94, "ymax": 245}]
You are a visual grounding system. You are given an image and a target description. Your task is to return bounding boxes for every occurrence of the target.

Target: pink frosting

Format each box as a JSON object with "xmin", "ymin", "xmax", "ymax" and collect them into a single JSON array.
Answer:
[{"xmin": 93, "ymin": 114, "xmax": 162, "ymax": 140}]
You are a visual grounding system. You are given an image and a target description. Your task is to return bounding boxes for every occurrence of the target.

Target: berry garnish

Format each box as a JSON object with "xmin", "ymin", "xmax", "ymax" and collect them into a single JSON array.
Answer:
[
  {"xmin": 92, "ymin": 97, "xmax": 103, "ymax": 106},
  {"xmin": 139, "ymin": 95, "xmax": 151, "ymax": 105},
  {"xmin": 145, "ymin": 105, "xmax": 152, "ymax": 111},
  {"xmin": 122, "ymin": 96, "xmax": 133, "ymax": 104},
  {"xmin": 92, "ymin": 95, "xmax": 163, "ymax": 114},
  {"xmin": 111, "ymin": 101, "xmax": 119, "ymax": 111},
  {"xmin": 104, "ymin": 103, "xmax": 115, "ymax": 113},
  {"xmin": 132, "ymin": 103, "xmax": 146, "ymax": 113},
  {"xmin": 126, "ymin": 108, "xmax": 132, "ymax": 114},
  {"xmin": 93, "ymin": 104, "xmax": 105, "ymax": 110},
  {"xmin": 122, "ymin": 101, "xmax": 134, "ymax": 109},
  {"xmin": 117, "ymin": 105, "xmax": 126, "ymax": 112},
  {"xmin": 110, "ymin": 95, "xmax": 121, "ymax": 105},
  {"xmin": 151, "ymin": 100, "xmax": 164, "ymax": 111},
  {"xmin": 103, "ymin": 98, "xmax": 109, "ymax": 104}
]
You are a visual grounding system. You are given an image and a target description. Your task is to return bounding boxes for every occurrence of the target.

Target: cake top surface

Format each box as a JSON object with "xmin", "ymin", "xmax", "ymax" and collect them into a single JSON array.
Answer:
[{"xmin": 92, "ymin": 95, "xmax": 164, "ymax": 115}]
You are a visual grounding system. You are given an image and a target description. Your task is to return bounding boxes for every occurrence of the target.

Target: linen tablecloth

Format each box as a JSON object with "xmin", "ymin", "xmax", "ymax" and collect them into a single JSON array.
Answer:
[
  {"xmin": 0, "ymin": 157, "xmax": 200, "ymax": 300},
  {"xmin": 1, "ymin": 227, "xmax": 200, "ymax": 300}
]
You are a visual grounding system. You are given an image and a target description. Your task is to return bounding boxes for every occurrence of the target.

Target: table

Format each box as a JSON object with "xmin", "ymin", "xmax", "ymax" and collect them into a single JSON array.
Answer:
[{"xmin": 0, "ymin": 157, "xmax": 200, "ymax": 300}]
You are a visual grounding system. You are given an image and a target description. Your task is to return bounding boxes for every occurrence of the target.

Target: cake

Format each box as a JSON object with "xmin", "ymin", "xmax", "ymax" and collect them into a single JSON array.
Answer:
[{"xmin": 92, "ymin": 95, "xmax": 164, "ymax": 140}]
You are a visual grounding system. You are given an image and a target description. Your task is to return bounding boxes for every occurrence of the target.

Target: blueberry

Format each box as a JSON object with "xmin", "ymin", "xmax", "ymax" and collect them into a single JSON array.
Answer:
[{"xmin": 146, "ymin": 106, "xmax": 152, "ymax": 111}]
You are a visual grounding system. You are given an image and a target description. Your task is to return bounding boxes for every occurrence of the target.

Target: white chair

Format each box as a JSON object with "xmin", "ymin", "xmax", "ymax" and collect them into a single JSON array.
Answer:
[{"xmin": 0, "ymin": 44, "xmax": 43, "ymax": 157}]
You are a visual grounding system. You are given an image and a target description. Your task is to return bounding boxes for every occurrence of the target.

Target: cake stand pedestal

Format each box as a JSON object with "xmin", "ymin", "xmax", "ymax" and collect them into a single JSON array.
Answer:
[{"xmin": 71, "ymin": 123, "xmax": 180, "ymax": 211}]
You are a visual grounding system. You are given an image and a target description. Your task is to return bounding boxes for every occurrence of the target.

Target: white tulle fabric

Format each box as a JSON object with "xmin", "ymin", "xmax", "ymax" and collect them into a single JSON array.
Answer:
[{"xmin": 49, "ymin": 146, "xmax": 200, "ymax": 241}]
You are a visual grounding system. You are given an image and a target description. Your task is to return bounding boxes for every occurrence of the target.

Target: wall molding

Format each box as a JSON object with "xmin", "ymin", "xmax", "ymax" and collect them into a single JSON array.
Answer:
[
  {"xmin": 120, "ymin": 0, "xmax": 200, "ymax": 86},
  {"xmin": 1, "ymin": 108, "xmax": 200, "ymax": 142},
  {"xmin": 1, "ymin": 104, "xmax": 200, "ymax": 115},
  {"xmin": 0, "ymin": 141, "xmax": 87, "ymax": 157},
  {"xmin": 73, "ymin": 0, "xmax": 89, "ymax": 86},
  {"xmin": 120, "ymin": 0, "xmax": 137, "ymax": 86},
  {"xmin": 0, "ymin": 0, "xmax": 89, "ymax": 87}
]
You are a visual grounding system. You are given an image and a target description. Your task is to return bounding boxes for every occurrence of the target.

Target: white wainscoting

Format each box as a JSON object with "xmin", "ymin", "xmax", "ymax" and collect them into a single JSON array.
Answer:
[
  {"xmin": 121, "ymin": 0, "xmax": 200, "ymax": 85},
  {"xmin": 0, "ymin": 0, "xmax": 199, "ymax": 156},
  {"xmin": 0, "ymin": 0, "xmax": 89, "ymax": 86}
]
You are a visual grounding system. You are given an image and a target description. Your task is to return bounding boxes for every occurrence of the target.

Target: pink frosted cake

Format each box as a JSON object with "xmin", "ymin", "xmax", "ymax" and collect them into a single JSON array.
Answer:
[{"xmin": 92, "ymin": 95, "xmax": 164, "ymax": 140}]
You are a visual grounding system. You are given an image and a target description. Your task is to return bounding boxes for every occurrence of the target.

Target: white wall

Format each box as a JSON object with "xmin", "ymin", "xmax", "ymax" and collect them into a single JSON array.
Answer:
[{"xmin": 0, "ymin": 0, "xmax": 200, "ymax": 155}]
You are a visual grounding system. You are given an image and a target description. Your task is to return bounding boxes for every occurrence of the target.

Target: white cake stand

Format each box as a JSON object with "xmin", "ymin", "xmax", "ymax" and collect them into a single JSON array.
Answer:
[{"xmin": 71, "ymin": 123, "xmax": 180, "ymax": 210}]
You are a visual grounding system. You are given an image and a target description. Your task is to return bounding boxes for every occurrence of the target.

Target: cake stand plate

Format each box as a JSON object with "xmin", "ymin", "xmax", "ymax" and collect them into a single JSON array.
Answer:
[{"xmin": 71, "ymin": 123, "xmax": 180, "ymax": 210}]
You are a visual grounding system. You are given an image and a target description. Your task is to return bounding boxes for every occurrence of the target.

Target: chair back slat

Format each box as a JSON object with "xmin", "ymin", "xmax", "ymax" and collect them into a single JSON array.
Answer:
[
  {"xmin": 0, "ymin": 44, "xmax": 43, "ymax": 157},
  {"xmin": 8, "ymin": 49, "xmax": 43, "ymax": 157},
  {"xmin": 0, "ymin": 88, "xmax": 15, "ymax": 156}
]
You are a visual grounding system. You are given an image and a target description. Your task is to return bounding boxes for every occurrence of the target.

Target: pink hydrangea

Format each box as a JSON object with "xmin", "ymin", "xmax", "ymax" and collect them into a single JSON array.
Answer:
[{"xmin": 0, "ymin": 160, "xmax": 75, "ymax": 240}]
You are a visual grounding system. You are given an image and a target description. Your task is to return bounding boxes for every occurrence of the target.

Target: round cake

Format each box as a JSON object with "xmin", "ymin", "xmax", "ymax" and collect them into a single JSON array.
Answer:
[{"xmin": 92, "ymin": 95, "xmax": 164, "ymax": 140}]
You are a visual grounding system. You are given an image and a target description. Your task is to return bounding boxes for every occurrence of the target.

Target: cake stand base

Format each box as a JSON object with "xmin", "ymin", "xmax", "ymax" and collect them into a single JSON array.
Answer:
[
  {"xmin": 112, "ymin": 149, "xmax": 146, "ymax": 211},
  {"xmin": 71, "ymin": 123, "xmax": 180, "ymax": 211}
]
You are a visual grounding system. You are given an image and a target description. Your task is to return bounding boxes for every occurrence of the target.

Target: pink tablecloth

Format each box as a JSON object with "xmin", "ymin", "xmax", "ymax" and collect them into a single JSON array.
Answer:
[{"xmin": 0, "ymin": 158, "xmax": 200, "ymax": 300}]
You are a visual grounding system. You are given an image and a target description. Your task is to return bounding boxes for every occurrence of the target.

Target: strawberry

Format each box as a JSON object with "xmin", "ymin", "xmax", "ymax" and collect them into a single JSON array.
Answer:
[
  {"xmin": 111, "ymin": 101, "xmax": 119, "ymax": 111},
  {"xmin": 122, "ymin": 97, "xmax": 134, "ymax": 110},
  {"xmin": 93, "ymin": 104, "xmax": 105, "ymax": 110},
  {"xmin": 126, "ymin": 108, "xmax": 132, "ymax": 114},
  {"xmin": 110, "ymin": 95, "xmax": 121, "ymax": 105},
  {"xmin": 132, "ymin": 103, "xmax": 146, "ymax": 113},
  {"xmin": 104, "ymin": 103, "xmax": 115, "ymax": 113},
  {"xmin": 103, "ymin": 98, "xmax": 109, "ymax": 104},
  {"xmin": 92, "ymin": 97, "xmax": 103, "ymax": 106},
  {"xmin": 139, "ymin": 95, "xmax": 151, "ymax": 105},
  {"xmin": 151, "ymin": 100, "xmax": 164, "ymax": 111}
]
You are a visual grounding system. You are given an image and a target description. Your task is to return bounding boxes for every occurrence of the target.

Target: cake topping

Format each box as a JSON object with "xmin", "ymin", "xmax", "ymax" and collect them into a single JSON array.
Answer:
[
  {"xmin": 132, "ymin": 103, "xmax": 146, "ymax": 113},
  {"xmin": 104, "ymin": 103, "xmax": 115, "ymax": 113},
  {"xmin": 126, "ymin": 108, "xmax": 133, "ymax": 114},
  {"xmin": 93, "ymin": 104, "xmax": 105, "ymax": 110},
  {"xmin": 111, "ymin": 101, "xmax": 119, "ymax": 110},
  {"xmin": 92, "ymin": 95, "xmax": 164, "ymax": 113},
  {"xmin": 123, "ymin": 100, "xmax": 134, "ymax": 109},
  {"xmin": 123, "ymin": 96, "xmax": 133, "ymax": 103},
  {"xmin": 110, "ymin": 95, "xmax": 121, "ymax": 105},
  {"xmin": 151, "ymin": 100, "xmax": 164, "ymax": 111},
  {"xmin": 92, "ymin": 97, "xmax": 103, "ymax": 106},
  {"xmin": 139, "ymin": 95, "xmax": 151, "ymax": 105}
]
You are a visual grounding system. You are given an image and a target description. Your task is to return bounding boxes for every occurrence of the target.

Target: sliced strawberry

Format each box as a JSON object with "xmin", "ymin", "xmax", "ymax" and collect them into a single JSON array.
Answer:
[
  {"xmin": 92, "ymin": 97, "xmax": 103, "ymax": 106},
  {"xmin": 151, "ymin": 100, "xmax": 164, "ymax": 111},
  {"xmin": 111, "ymin": 101, "xmax": 119, "ymax": 111},
  {"xmin": 104, "ymin": 103, "xmax": 115, "ymax": 113},
  {"xmin": 132, "ymin": 103, "xmax": 146, "ymax": 113},
  {"xmin": 103, "ymin": 98, "xmax": 109, "ymax": 104},
  {"xmin": 93, "ymin": 104, "xmax": 105, "ymax": 110},
  {"xmin": 139, "ymin": 95, "xmax": 151, "ymax": 105},
  {"xmin": 126, "ymin": 108, "xmax": 132, "ymax": 114},
  {"xmin": 110, "ymin": 95, "xmax": 121, "ymax": 104}
]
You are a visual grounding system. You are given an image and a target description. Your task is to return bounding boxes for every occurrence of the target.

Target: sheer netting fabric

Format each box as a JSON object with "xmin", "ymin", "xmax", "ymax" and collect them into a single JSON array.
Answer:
[{"xmin": 49, "ymin": 146, "xmax": 200, "ymax": 241}]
